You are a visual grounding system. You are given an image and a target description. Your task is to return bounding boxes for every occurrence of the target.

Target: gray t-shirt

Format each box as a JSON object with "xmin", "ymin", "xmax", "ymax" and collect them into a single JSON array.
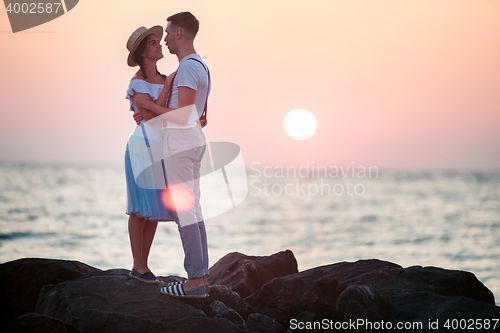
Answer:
[{"xmin": 166, "ymin": 54, "xmax": 210, "ymax": 128}]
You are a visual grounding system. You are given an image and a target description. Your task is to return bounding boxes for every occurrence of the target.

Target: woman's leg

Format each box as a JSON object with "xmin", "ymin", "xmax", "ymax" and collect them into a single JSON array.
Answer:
[
  {"xmin": 128, "ymin": 213, "xmax": 148, "ymax": 273},
  {"xmin": 142, "ymin": 220, "xmax": 158, "ymax": 271}
]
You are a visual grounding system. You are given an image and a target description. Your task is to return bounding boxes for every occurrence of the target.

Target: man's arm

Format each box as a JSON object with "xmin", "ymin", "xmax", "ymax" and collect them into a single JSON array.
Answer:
[
  {"xmin": 131, "ymin": 86, "xmax": 196, "ymax": 114},
  {"xmin": 131, "ymin": 87, "xmax": 196, "ymax": 125}
]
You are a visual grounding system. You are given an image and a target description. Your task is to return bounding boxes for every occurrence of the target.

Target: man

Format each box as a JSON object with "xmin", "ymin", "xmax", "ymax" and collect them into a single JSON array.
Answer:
[{"xmin": 131, "ymin": 11, "xmax": 210, "ymax": 298}]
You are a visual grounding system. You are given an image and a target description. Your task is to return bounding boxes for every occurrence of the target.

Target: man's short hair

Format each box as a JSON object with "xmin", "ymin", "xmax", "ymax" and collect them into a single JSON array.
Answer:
[{"xmin": 167, "ymin": 12, "xmax": 199, "ymax": 38}]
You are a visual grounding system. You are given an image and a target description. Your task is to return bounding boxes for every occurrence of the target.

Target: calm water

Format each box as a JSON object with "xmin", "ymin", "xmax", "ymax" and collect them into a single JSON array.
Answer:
[{"xmin": 0, "ymin": 163, "xmax": 499, "ymax": 304}]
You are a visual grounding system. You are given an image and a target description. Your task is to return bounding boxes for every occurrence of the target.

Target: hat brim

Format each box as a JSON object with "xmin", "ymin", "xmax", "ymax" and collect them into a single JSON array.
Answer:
[{"xmin": 127, "ymin": 25, "xmax": 164, "ymax": 67}]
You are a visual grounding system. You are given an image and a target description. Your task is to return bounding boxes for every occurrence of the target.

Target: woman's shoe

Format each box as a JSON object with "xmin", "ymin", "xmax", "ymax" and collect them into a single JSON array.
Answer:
[{"xmin": 129, "ymin": 268, "xmax": 162, "ymax": 284}]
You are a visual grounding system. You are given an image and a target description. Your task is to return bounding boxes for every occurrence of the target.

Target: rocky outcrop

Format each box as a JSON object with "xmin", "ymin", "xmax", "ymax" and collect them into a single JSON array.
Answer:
[
  {"xmin": 246, "ymin": 259, "xmax": 499, "ymax": 331},
  {"xmin": 4, "ymin": 313, "xmax": 82, "ymax": 333},
  {"xmin": 35, "ymin": 269, "xmax": 246, "ymax": 333},
  {"xmin": 208, "ymin": 250, "xmax": 298, "ymax": 298},
  {"xmin": 0, "ymin": 258, "xmax": 99, "ymax": 329},
  {"xmin": 1, "ymin": 252, "xmax": 499, "ymax": 333},
  {"xmin": 245, "ymin": 259, "xmax": 400, "ymax": 323}
]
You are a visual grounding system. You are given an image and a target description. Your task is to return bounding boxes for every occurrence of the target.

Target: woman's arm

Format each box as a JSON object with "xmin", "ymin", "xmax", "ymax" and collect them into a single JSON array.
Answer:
[
  {"xmin": 135, "ymin": 103, "xmax": 156, "ymax": 122},
  {"xmin": 131, "ymin": 87, "xmax": 194, "ymax": 126},
  {"xmin": 130, "ymin": 72, "xmax": 176, "ymax": 123},
  {"xmin": 132, "ymin": 86, "xmax": 194, "ymax": 115}
]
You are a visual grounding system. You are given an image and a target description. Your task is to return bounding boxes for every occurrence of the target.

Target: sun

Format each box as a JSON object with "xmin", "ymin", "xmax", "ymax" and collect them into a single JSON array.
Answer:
[{"xmin": 283, "ymin": 109, "xmax": 317, "ymax": 141}]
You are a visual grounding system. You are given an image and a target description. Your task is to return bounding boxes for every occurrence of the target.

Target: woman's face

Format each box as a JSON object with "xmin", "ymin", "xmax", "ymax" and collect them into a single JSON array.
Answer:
[{"xmin": 142, "ymin": 34, "xmax": 163, "ymax": 61}]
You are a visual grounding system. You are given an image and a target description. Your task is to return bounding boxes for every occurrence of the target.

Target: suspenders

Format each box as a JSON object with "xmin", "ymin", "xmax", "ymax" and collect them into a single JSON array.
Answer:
[
  {"xmin": 165, "ymin": 57, "xmax": 211, "ymax": 126},
  {"xmin": 188, "ymin": 58, "xmax": 210, "ymax": 124}
]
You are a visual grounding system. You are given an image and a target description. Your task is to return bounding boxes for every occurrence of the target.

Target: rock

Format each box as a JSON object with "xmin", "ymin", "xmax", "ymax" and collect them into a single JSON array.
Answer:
[
  {"xmin": 208, "ymin": 300, "xmax": 229, "ymax": 317},
  {"xmin": 335, "ymin": 285, "xmax": 391, "ymax": 320},
  {"xmin": 245, "ymin": 261, "xmax": 345, "ymax": 323},
  {"xmin": 35, "ymin": 268, "xmax": 249, "ymax": 333},
  {"xmin": 208, "ymin": 250, "xmax": 298, "ymax": 298},
  {"xmin": 387, "ymin": 291, "xmax": 500, "ymax": 325},
  {"xmin": 205, "ymin": 284, "xmax": 254, "ymax": 320},
  {"xmin": 2, "ymin": 253, "xmax": 499, "ymax": 333},
  {"xmin": 247, "ymin": 260, "xmax": 401, "ymax": 322},
  {"xmin": 0, "ymin": 258, "xmax": 99, "ymax": 330},
  {"xmin": 247, "ymin": 313, "xmax": 284, "ymax": 333},
  {"xmin": 167, "ymin": 316, "xmax": 248, "ymax": 333},
  {"xmin": 246, "ymin": 259, "xmax": 500, "ymax": 330},
  {"xmin": 398, "ymin": 265, "xmax": 495, "ymax": 304},
  {"xmin": 215, "ymin": 308, "xmax": 246, "ymax": 329},
  {"xmin": 165, "ymin": 284, "xmax": 254, "ymax": 321},
  {"xmin": 4, "ymin": 313, "xmax": 82, "ymax": 333}
]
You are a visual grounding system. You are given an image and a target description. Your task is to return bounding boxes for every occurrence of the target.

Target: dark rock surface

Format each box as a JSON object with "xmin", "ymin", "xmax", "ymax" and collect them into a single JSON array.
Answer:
[
  {"xmin": 0, "ymin": 258, "xmax": 99, "ymax": 330},
  {"xmin": 4, "ymin": 313, "xmax": 82, "ymax": 333},
  {"xmin": 246, "ymin": 259, "xmax": 404, "ymax": 322},
  {"xmin": 246, "ymin": 259, "xmax": 500, "ymax": 332},
  {"xmin": 35, "ymin": 269, "xmax": 247, "ymax": 333},
  {"xmin": 1, "ymin": 252, "xmax": 499, "ymax": 333},
  {"xmin": 208, "ymin": 250, "xmax": 298, "ymax": 298},
  {"xmin": 246, "ymin": 313, "xmax": 284, "ymax": 333}
]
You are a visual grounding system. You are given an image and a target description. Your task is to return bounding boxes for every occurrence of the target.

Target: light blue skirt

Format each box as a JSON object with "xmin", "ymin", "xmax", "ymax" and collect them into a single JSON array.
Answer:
[{"xmin": 125, "ymin": 146, "xmax": 178, "ymax": 222}]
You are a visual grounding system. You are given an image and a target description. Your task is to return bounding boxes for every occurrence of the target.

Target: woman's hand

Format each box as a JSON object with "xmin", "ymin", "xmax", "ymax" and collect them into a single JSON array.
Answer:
[
  {"xmin": 130, "ymin": 90, "xmax": 153, "ymax": 109},
  {"xmin": 163, "ymin": 70, "xmax": 177, "ymax": 91},
  {"xmin": 133, "ymin": 111, "xmax": 143, "ymax": 125}
]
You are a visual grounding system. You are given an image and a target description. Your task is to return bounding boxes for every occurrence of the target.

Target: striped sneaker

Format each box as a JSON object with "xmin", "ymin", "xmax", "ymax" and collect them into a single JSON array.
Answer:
[
  {"xmin": 168, "ymin": 281, "xmax": 209, "ymax": 294},
  {"xmin": 160, "ymin": 283, "xmax": 208, "ymax": 298}
]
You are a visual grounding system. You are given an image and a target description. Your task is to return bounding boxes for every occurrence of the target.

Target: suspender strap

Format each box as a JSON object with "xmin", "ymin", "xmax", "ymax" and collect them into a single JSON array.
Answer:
[
  {"xmin": 165, "ymin": 58, "xmax": 210, "ymax": 125},
  {"xmin": 165, "ymin": 74, "xmax": 175, "ymax": 108},
  {"xmin": 187, "ymin": 58, "xmax": 210, "ymax": 122}
]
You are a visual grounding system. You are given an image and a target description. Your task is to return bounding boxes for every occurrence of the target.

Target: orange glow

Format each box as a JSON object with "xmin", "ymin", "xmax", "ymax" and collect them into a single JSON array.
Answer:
[
  {"xmin": 162, "ymin": 183, "xmax": 194, "ymax": 212},
  {"xmin": 0, "ymin": 1, "xmax": 499, "ymax": 169}
]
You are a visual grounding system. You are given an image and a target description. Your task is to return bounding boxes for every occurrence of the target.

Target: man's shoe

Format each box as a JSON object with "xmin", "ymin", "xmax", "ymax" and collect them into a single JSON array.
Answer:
[{"xmin": 160, "ymin": 284, "xmax": 208, "ymax": 298}]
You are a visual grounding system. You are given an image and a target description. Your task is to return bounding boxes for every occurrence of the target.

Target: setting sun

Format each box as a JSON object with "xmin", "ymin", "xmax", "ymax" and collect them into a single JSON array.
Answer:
[{"xmin": 283, "ymin": 109, "xmax": 318, "ymax": 141}]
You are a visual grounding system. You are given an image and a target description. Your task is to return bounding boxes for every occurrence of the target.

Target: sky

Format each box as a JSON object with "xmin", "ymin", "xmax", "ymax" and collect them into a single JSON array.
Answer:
[{"xmin": 0, "ymin": 0, "xmax": 499, "ymax": 170}]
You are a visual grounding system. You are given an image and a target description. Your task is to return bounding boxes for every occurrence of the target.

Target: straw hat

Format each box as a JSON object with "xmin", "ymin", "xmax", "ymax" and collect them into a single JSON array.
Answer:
[{"xmin": 126, "ymin": 25, "xmax": 164, "ymax": 67}]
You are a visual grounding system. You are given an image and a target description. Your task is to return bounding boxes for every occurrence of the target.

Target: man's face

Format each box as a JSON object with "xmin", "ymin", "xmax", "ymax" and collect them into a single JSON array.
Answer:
[{"xmin": 164, "ymin": 22, "xmax": 177, "ymax": 55}]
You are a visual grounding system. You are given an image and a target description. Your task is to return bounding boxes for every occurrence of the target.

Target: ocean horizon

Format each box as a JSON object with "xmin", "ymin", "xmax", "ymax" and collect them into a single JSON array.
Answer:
[{"xmin": 1, "ymin": 162, "xmax": 499, "ymax": 304}]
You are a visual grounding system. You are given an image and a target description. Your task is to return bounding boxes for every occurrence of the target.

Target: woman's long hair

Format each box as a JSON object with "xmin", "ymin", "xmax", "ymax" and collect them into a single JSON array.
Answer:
[{"xmin": 133, "ymin": 36, "xmax": 165, "ymax": 80}]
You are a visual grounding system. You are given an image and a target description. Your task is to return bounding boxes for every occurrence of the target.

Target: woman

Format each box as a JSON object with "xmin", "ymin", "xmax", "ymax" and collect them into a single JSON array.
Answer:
[{"xmin": 124, "ymin": 26, "xmax": 176, "ymax": 284}]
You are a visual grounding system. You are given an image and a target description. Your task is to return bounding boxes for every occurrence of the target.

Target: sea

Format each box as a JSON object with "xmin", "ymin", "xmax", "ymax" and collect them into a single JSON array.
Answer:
[{"xmin": 0, "ymin": 162, "xmax": 499, "ymax": 305}]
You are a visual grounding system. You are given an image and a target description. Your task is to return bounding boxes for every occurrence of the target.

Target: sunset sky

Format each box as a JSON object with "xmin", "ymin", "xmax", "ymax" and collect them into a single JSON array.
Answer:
[{"xmin": 0, "ymin": 0, "xmax": 499, "ymax": 170}]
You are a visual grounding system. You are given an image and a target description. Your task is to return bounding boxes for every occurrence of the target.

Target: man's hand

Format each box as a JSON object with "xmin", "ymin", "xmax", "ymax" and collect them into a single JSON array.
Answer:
[
  {"xmin": 199, "ymin": 114, "xmax": 207, "ymax": 127},
  {"xmin": 130, "ymin": 90, "xmax": 153, "ymax": 109},
  {"xmin": 133, "ymin": 111, "xmax": 143, "ymax": 125}
]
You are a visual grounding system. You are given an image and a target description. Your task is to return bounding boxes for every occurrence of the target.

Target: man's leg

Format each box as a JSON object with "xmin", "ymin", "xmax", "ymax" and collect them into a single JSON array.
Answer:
[
  {"xmin": 177, "ymin": 222, "xmax": 206, "ymax": 279},
  {"xmin": 163, "ymin": 128, "xmax": 207, "ymax": 290},
  {"xmin": 192, "ymin": 140, "xmax": 209, "ymax": 277},
  {"xmin": 198, "ymin": 221, "xmax": 209, "ymax": 285}
]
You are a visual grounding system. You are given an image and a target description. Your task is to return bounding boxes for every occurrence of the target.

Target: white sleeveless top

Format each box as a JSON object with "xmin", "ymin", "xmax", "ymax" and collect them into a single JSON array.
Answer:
[
  {"xmin": 126, "ymin": 79, "xmax": 166, "ymax": 189},
  {"xmin": 126, "ymin": 79, "xmax": 163, "ymax": 124}
]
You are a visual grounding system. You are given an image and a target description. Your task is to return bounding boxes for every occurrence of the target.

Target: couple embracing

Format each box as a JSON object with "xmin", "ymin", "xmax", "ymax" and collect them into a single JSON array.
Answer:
[{"xmin": 124, "ymin": 12, "xmax": 210, "ymax": 298}]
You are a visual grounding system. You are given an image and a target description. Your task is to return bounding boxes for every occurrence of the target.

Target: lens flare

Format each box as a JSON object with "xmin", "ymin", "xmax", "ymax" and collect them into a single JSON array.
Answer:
[{"xmin": 162, "ymin": 183, "xmax": 194, "ymax": 212}]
